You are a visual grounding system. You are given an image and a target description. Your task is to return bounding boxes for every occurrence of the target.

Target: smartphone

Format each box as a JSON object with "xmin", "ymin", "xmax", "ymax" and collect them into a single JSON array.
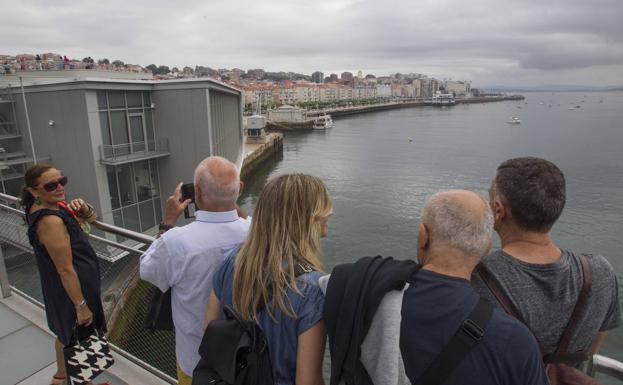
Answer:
[
  {"xmin": 180, "ymin": 183, "xmax": 195, "ymax": 203},
  {"xmin": 180, "ymin": 183, "xmax": 196, "ymax": 219}
]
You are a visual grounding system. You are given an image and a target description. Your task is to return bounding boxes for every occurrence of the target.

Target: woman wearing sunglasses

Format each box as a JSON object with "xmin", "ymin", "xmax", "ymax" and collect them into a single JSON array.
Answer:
[{"xmin": 21, "ymin": 164, "xmax": 108, "ymax": 385}]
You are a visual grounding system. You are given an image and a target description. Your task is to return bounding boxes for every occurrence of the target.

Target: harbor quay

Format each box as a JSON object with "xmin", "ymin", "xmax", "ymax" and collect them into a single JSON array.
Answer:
[
  {"xmin": 240, "ymin": 132, "xmax": 283, "ymax": 179},
  {"xmin": 264, "ymin": 94, "xmax": 525, "ymax": 131}
]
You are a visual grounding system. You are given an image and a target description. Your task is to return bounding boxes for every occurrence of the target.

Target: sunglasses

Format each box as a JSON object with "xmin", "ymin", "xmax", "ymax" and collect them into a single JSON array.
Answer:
[{"xmin": 39, "ymin": 176, "xmax": 68, "ymax": 192}]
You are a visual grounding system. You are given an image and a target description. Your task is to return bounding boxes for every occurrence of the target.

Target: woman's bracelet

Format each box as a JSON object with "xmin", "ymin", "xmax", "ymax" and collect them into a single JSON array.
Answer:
[
  {"xmin": 75, "ymin": 299, "xmax": 87, "ymax": 309},
  {"xmin": 78, "ymin": 203, "xmax": 96, "ymax": 220}
]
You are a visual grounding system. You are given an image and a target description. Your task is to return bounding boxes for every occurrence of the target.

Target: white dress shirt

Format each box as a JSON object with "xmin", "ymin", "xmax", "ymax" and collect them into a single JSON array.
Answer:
[{"xmin": 140, "ymin": 210, "xmax": 251, "ymax": 376}]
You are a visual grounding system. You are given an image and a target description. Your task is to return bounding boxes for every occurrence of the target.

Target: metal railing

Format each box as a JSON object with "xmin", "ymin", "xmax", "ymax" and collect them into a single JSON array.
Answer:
[
  {"xmin": 99, "ymin": 138, "xmax": 170, "ymax": 163},
  {"xmin": 1, "ymin": 59, "xmax": 150, "ymax": 74},
  {"xmin": 1, "ymin": 191, "xmax": 622, "ymax": 383}
]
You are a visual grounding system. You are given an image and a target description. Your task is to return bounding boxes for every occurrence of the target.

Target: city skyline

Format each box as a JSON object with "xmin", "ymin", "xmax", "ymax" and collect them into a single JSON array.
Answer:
[{"xmin": 3, "ymin": 0, "xmax": 622, "ymax": 87}]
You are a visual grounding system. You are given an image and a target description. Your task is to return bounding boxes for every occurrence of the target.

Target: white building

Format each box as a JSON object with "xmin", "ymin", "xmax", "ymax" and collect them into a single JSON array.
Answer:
[
  {"xmin": 376, "ymin": 84, "xmax": 392, "ymax": 98},
  {"xmin": 445, "ymin": 80, "xmax": 471, "ymax": 97},
  {"xmin": 352, "ymin": 84, "xmax": 377, "ymax": 100}
]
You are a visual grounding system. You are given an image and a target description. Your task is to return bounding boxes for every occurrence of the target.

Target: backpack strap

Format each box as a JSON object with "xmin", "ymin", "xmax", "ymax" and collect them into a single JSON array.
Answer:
[{"xmin": 413, "ymin": 298, "xmax": 493, "ymax": 385}]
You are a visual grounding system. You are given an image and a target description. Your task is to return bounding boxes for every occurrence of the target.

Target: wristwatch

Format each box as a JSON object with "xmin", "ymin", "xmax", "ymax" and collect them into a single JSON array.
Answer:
[{"xmin": 158, "ymin": 222, "xmax": 174, "ymax": 233}]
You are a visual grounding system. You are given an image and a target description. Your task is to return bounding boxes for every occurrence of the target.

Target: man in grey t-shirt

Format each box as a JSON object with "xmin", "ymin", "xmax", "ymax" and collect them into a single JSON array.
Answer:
[{"xmin": 472, "ymin": 157, "xmax": 621, "ymax": 355}]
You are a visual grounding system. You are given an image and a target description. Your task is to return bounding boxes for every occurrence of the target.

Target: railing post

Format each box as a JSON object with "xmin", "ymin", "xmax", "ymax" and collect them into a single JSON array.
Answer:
[{"xmin": 0, "ymin": 244, "xmax": 12, "ymax": 298}]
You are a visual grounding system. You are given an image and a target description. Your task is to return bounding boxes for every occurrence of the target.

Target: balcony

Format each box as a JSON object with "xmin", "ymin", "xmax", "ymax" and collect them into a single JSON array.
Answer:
[{"xmin": 99, "ymin": 138, "xmax": 170, "ymax": 166}]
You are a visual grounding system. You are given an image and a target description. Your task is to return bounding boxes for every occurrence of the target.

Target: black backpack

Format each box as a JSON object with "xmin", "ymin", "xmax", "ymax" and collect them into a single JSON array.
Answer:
[{"xmin": 192, "ymin": 305, "xmax": 274, "ymax": 385}]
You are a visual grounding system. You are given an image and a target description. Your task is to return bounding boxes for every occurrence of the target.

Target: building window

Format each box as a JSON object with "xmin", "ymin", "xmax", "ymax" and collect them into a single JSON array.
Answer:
[
  {"xmin": 97, "ymin": 90, "xmax": 156, "ymax": 158},
  {"xmin": 107, "ymin": 159, "xmax": 161, "ymax": 232}
]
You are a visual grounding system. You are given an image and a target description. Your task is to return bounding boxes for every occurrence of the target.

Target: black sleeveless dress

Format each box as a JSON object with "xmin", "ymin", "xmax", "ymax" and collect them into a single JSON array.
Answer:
[{"xmin": 26, "ymin": 207, "xmax": 107, "ymax": 346}]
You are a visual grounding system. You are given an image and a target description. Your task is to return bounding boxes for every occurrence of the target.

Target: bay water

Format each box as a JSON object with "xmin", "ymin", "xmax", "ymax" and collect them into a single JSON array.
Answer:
[{"xmin": 240, "ymin": 91, "xmax": 623, "ymax": 363}]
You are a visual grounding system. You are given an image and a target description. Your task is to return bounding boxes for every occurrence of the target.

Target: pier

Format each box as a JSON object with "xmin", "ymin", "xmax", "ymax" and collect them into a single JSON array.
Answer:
[
  {"xmin": 240, "ymin": 132, "xmax": 283, "ymax": 179},
  {"xmin": 265, "ymin": 95, "xmax": 526, "ymax": 131}
]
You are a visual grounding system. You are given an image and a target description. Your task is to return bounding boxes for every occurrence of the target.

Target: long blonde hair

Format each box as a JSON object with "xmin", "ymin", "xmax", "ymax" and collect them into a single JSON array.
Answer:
[{"xmin": 233, "ymin": 174, "xmax": 332, "ymax": 321}]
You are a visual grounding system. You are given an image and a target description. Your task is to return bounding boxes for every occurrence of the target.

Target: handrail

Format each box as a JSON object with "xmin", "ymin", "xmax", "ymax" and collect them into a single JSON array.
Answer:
[
  {"xmin": 0, "ymin": 192, "xmax": 155, "ymax": 246},
  {"xmin": 1, "ymin": 59, "xmax": 150, "ymax": 74},
  {"xmin": 587, "ymin": 354, "xmax": 623, "ymax": 381}
]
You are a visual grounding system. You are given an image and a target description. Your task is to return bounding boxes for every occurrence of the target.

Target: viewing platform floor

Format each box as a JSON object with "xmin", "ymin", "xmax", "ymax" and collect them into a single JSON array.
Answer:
[{"xmin": 0, "ymin": 293, "xmax": 169, "ymax": 385}]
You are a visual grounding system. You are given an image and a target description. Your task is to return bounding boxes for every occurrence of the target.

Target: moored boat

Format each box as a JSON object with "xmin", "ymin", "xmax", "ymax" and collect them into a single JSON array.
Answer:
[
  {"xmin": 430, "ymin": 92, "xmax": 456, "ymax": 106},
  {"xmin": 313, "ymin": 114, "xmax": 334, "ymax": 130}
]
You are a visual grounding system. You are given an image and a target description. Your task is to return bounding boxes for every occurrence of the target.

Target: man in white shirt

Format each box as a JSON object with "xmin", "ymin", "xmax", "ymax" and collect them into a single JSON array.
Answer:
[{"xmin": 140, "ymin": 156, "xmax": 251, "ymax": 385}]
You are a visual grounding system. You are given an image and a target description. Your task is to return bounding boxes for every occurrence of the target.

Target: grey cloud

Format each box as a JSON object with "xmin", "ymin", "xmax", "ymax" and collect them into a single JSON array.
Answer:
[{"xmin": 1, "ymin": 0, "xmax": 622, "ymax": 86}]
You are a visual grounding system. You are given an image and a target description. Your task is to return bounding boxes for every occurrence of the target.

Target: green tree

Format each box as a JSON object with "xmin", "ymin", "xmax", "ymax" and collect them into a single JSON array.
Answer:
[
  {"xmin": 112, "ymin": 60, "xmax": 125, "ymax": 67},
  {"xmin": 98, "ymin": 58, "xmax": 110, "ymax": 65},
  {"xmin": 157, "ymin": 65, "xmax": 170, "ymax": 75},
  {"xmin": 145, "ymin": 64, "xmax": 158, "ymax": 74}
]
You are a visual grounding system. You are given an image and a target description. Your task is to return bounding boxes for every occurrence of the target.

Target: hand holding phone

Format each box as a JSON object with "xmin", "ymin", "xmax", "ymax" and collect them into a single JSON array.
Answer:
[
  {"xmin": 180, "ymin": 183, "xmax": 195, "ymax": 203},
  {"xmin": 164, "ymin": 183, "xmax": 193, "ymax": 223},
  {"xmin": 180, "ymin": 183, "xmax": 196, "ymax": 219}
]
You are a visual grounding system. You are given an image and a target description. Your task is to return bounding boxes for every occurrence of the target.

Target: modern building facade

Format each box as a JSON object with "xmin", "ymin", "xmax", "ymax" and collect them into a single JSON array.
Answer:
[{"xmin": 0, "ymin": 75, "xmax": 244, "ymax": 233}]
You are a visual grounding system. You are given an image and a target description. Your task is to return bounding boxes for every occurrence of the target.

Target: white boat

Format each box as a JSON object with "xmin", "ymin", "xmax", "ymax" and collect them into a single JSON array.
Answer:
[
  {"xmin": 430, "ymin": 92, "xmax": 456, "ymax": 106},
  {"xmin": 313, "ymin": 114, "xmax": 334, "ymax": 130},
  {"xmin": 507, "ymin": 117, "xmax": 521, "ymax": 124}
]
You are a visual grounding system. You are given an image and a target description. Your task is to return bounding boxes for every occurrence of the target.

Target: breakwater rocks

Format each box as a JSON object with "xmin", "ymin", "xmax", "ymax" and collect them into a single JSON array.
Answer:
[{"xmin": 456, "ymin": 95, "xmax": 525, "ymax": 104}]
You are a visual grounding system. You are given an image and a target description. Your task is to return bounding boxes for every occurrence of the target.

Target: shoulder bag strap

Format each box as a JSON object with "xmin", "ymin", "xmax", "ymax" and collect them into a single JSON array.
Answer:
[
  {"xmin": 554, "ymin": 254, "xmax": 592, "ymax": 354},
  {"xmin": 413, "ymin": 298, "xmax": 494, "ymax": 385},
  {"xmin": 476, "ymin": 263, "xmax": 526, "ymax": 323}
]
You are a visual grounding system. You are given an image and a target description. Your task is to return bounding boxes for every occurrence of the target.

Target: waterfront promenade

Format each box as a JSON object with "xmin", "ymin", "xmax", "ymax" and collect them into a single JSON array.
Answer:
[{"xmin": 316, "ymin": 95, "xmax": 525, "ymax": 118}]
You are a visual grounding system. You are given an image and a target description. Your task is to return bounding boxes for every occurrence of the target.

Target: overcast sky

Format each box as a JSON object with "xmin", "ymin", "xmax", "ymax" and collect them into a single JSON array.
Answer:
[{"xmin": 3, "ymin": 0, "xmax": 622, "ymax": 87}]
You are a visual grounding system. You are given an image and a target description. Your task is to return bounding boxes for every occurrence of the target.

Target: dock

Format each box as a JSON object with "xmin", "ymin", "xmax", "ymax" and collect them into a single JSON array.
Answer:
[
  {"xmin": 240, "ymin": 132, "xmax": 283, "ymax": 179},
  {"xmin": 264, "ymin": 95, "xmax": 526, "ymax": 131}
]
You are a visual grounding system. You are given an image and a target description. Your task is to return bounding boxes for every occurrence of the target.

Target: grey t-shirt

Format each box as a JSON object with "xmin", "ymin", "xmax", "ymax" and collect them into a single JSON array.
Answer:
[{"xmin": 472, "ymin": 249, "xmax": 621, "ymax": 354}]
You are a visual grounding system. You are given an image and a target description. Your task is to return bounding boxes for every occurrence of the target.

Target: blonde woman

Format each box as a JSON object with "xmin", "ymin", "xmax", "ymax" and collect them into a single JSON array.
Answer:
[{"xmin": 204, "ymin": 174, "xmax": 332, "ymax": 385}]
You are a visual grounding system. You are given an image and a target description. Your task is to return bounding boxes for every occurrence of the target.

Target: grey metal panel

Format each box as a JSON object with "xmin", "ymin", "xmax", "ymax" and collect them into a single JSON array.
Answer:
[
  {"xmin": 9, "ymin": 81, "xmax": 153, "ymax": 94},
  {"xmin": 12, "ymin": 89, "xmax": 101, "ymax": 207},
  {"xmin": 85, "ymin": 90, "xmax": 114, "ymax": 219},
  {"xmin": 11, "ymin": 78, "xmax": 240, "ymax": 95},
  {"xmin": 152, "ymin": 88, "xmax": 210, "ymax": 210},
  {"xmin": 153, "ymin": 79, "xmax": 241, "ymax": 95},
  {"xmin": 209, "ymin": 90, "xmax": 243, "ymax": 164}
]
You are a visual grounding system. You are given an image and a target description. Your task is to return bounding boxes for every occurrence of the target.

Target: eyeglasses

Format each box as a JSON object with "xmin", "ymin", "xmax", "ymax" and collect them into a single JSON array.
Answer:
[{"xmin": 40, "ymin": 176, "xmax": 68, "ymax": 192}]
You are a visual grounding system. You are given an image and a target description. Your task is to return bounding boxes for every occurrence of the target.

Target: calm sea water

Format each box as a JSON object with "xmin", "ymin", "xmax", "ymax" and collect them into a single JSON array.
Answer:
[{"xmin": 239, "ymin": 92, "xmax": 623, "ymax": 362}]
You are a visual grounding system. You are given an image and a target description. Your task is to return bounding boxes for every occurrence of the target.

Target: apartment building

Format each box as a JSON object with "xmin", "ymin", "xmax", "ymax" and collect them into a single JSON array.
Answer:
[{"xmin": 444, "ymin": 80, "xmax": 471, "ymax": 97}]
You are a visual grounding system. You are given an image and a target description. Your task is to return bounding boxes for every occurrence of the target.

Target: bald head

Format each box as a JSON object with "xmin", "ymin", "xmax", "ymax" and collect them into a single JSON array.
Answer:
[
  {"xmin": 421, "ymin": 190, "xmax": 493, "ymax": 258},
  {"xmin": 194, "ymin": 156, "xmax": 240, "ymax": 207}
]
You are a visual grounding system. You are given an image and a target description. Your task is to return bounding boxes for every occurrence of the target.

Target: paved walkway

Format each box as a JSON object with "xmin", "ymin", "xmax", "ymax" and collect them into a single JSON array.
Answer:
[{"xmin": 0, "ymin": 293, "xmax": 170, "ymax": 385}]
